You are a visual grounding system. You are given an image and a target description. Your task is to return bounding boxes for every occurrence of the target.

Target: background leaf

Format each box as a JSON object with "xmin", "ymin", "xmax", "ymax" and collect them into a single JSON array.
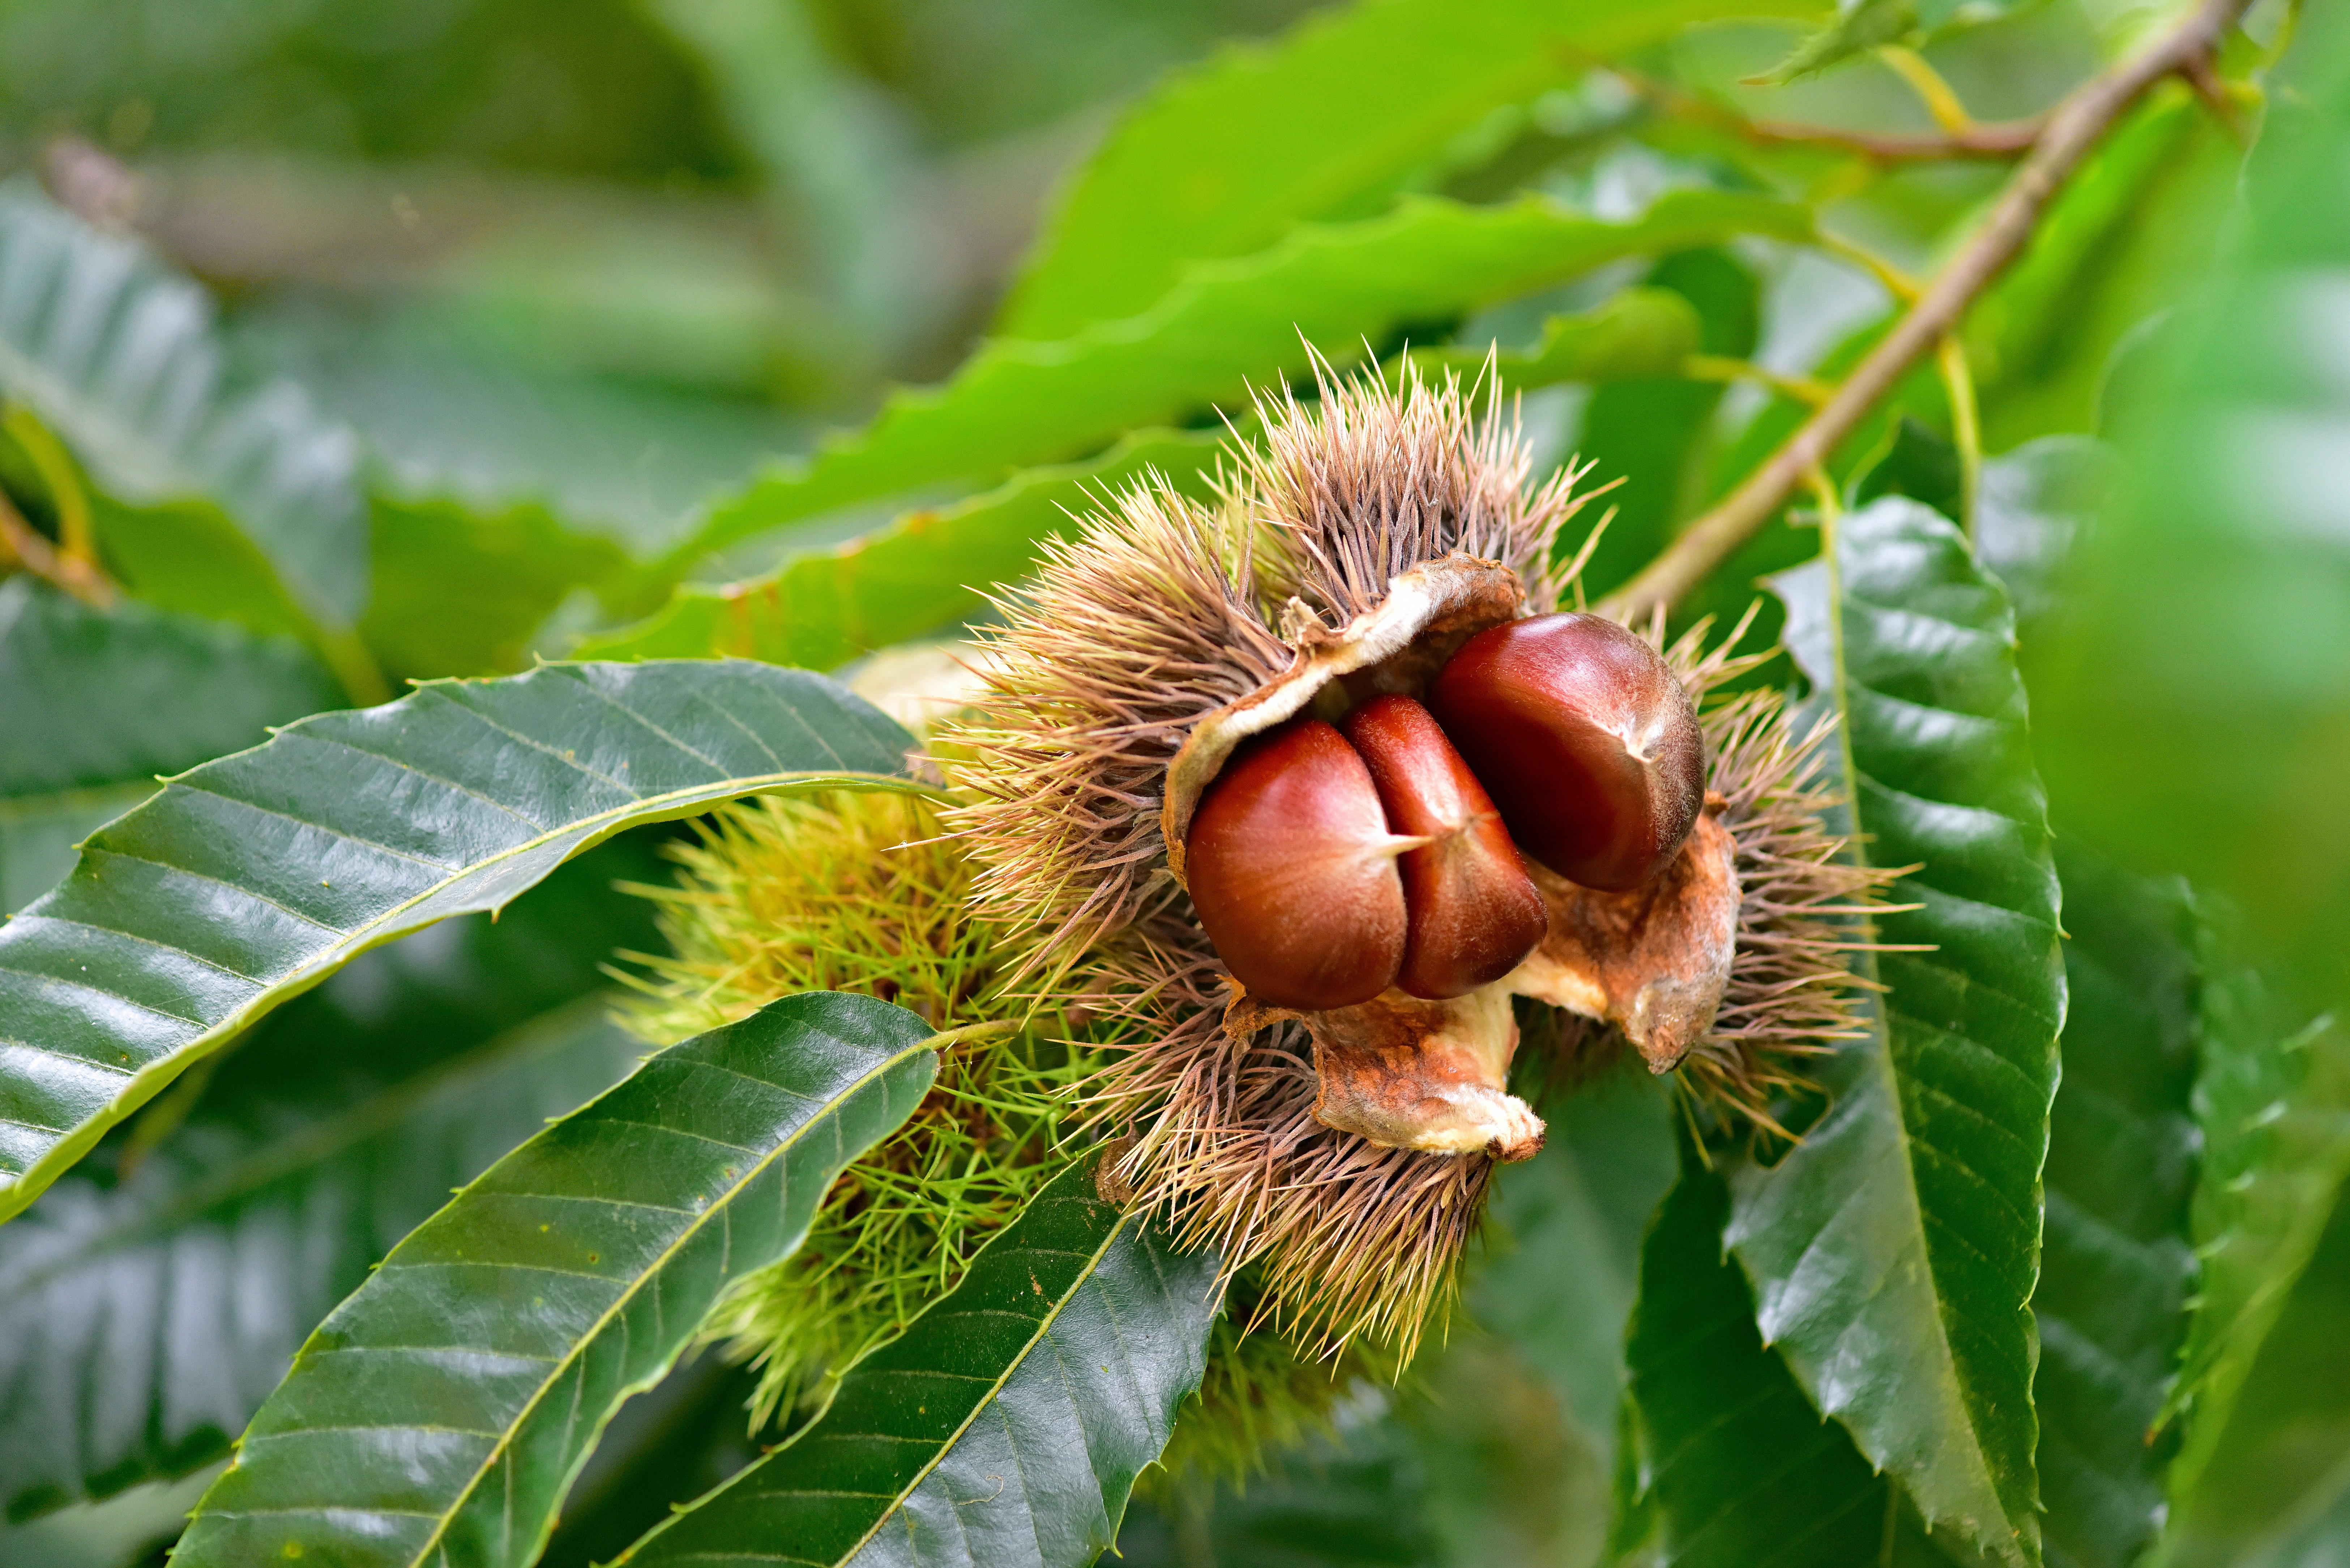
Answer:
[
  {"xmin": 0, "ymin": 578, "xmax": 339, "ymax": 913},
  {"xmin": 1730, "ymin": 497, "xmax": 2063, "ymax": 1566},
  {"xmin": 171, "ymin": 990, "xmax": 943, "ymax": 1568},
  {"xmin": 0, "ymin": 836, "xmax": 662, "ymax": 1520},
  {"xmin": 998, "ymin": 0, "xmax": 1822, "ymax": 340},
  {"xmin": 2030, "ymin": 843, "xmax": 2201, "ymax": 1568},
  {"xmin": 614, "ymin": 1156, "xmax": 1219, "ymax": 1568},
  {"xmin": 1619, "ymin": 1160, "xmax": 1957, "ymax": 1567},
  {"xmin": 0, "ymin": 180, "xmax": 369, "ymax": 635},
  {"xmin": 2032, "ymin": 1, "xmax": 2350, "ymax": 1037},
  {"xmin": 671, "ymin": 188, "xmax": 1814, "ymax": 572},
  {"xmin": 0, "ymin": 658, "xmax": 917, "ymax": 1224},
  {"xmin": 582, "ymin": 427, "xmax": 1222, "ymax": 666},
  {"xmin": 2157, "ymin": 1193, "xmax": 2350, "ymax": 1567}
]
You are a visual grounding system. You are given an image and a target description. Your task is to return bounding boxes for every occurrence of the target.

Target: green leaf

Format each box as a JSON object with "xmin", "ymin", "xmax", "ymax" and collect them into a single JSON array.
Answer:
[
  {"xmin": 0, "ymin": 578, "xmax": 341, "ymax": 913},
  {"xmin": 0, "ymin": 658, "xmax": 920, "ymax": 1224},
  {"xmin": 1731, "ymin": 497, "xmax": 2063, "ymax": 1567},
  {"xmin": 0, "ymin": 837, "xmax": 662, "ymax": 1520},
  {"xmin": 171, "ymin": 991, "xmax": 944, "ymax": 1568},
  {"xmin": 363, "ymin": 493, "xmax": 632, "ymax": 680},
  {"xmin": 0, "ymin": 179, "xmax": 369, "ymax": 632},
  {"xmin": 1618, "ymin": 1161, "xmax": 1958, "ymax": 1567},
  {"xmin": 611, "ymin": 1156, "xmax": 1219, "ymax": 1568},
  {"xmin": 1974, "ymin": 436, "xmax": 2119, "ymax": 645},
  {"xmin": 581, "ymin": 427, "xmax": 1223, "ymax": 666},
  {"xmin": 1121, "ymin": 1414, "xmax": 1444, "ymax": 1568},
  {"xmin": 1471, "ymin": 1063, "xmax": 1678, "ymax": 1460},
  {"xmin": 1396, "ymin": 287, "xmax": 1704, "ymax": 392},
  {"xmin": 2158, "ymin": 1179, "xmax": 2350, "ymax": 1567},
  {"xmin": 2157, "ymin": 992, "xmax": 2350, "ymax": 1494},
  {"xmin": 2031, "ymin": 14, "xmax": 2350, "ymax": 1029},
  {"xmin": 2031, "ymin": 843, "xmax": 2202, "ymax": 1568},
  {"xmin": 1759, "ymin": 0, "xmax": 2021, "ymax": 84},
  {"xmin": 1571, "ymin": 249, "xmax": 1760, "ymax": 599},
  {"xmin": 1967, "ymin": 89, "xmax": 2239, "ymax": 450},
  {"xmin": 675, "ymin": 189, "xmax": 1815, "ymax": 572},
  {"xmin": 999, "ymin": 0, "xmax": 1823, "ymax": 341}
]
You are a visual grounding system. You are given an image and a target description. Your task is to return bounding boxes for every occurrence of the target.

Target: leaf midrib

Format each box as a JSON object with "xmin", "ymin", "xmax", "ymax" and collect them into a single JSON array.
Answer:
[
  {"xmin": 1819, "ymin": 513, "xmax": 2022, "ymax": 1557},
  {"xmin": 393, "ymin": 1027, "xmax": 942, "ymax": 1568},
  {"xmin": 0, "ymin": 764, "xmax": 931, "ymax": 1218},
  {"xmin": 832, "ymin": 1194, "xmax": 1135, "ymax": 1568}
]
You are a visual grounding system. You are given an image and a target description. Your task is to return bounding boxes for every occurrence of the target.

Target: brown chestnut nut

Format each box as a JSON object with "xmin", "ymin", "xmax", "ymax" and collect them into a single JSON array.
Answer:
[
  {"xmin": 1427, "ymin": 612, "xmax": 1703, "ymax": 892},
  {"xmin": 1340, "ymin": 695, "xmax": 1546, "ymax": 1000},
  {"xmin": 1185, "ymin": 717, "xmax": 1414, "ymax": 1011}
]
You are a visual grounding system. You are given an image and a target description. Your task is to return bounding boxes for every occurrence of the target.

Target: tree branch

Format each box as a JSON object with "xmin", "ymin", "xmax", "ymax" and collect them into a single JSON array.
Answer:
[{"xmin": 1601, "ymin": 0, "xmax": 2256, "ymax": 621}]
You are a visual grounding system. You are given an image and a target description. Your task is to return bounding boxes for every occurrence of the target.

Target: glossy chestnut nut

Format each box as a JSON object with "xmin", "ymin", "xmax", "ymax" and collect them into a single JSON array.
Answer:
[
  {"xmin": 1340, "ymin": 695, "xmax": 1546, "ymax": 1000},
  {"xmin": 1427, "ymin": 612, "xmax": 1703, "ymax": 892},
  {"xmin": 1185, "ymin": 717, "xmax": 1411, "ymax": 1010}
]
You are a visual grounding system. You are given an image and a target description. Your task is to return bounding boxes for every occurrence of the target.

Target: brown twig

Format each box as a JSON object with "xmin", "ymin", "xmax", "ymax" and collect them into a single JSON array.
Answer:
[
  {"xmin": 1602, "ymin": 0, "xmax": 2256, "ymax": 621},
  {"xmin": 1615, "ymin": 62, "xmax": 2044, "ymax": 164}
]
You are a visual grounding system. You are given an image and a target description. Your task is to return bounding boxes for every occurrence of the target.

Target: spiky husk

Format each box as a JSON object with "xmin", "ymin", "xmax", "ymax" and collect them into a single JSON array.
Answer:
[
  {"xmin": 616, "ymin": 789, "xmax": 1376, "ymax": 1467},
  {"xmin": 616, "ymin": 791, "xmax": 1098, "ymax": 1422},
  {"xmin": 948, "ymin": 361, "xmax": 1898, "ymax": 1365}
]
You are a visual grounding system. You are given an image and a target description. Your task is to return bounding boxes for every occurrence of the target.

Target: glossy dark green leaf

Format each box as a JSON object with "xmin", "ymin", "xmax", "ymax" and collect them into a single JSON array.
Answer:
[
  {"xmin": 1732, "ymin": 498, "xmax": 2063, "ymax": 1567},
  {"xmin": 613, "ymin": 1156, "xmax": 1219, "ymax": 1568},
  {"xmin": 674, "ymin": 189, "xmax": 1815, "ymax": 572},
  {"xmin": 1618, "ymin": 1162, "xmax": 1961, "ymax": 1568},
  {"xmin": 2031, "ymin": 844, "xmax": 2202, "ymax": 1568},
  {"xmin": 0, "ymin": 658, "xmax": 919, "ymax": 1224},
  {"xmin": 581, "ymin": 427, "xmax": 1223, "ymax": 666},
  {"xmin": 0, "ymin": 179, "xmax": 369, "ymax": 632},
  {"xmin": 0, "ymin": 839, "xmax": 662, "ymax": 1521},
  {"xmin": 171, "ymin": 991, "xmax": 944, "ymax": 1568},
  {"xmin": 0, "ymin": 578, "xmax": 340, "ymax": 913},
  {"xmin": 997, "ymin": 0, "xmax": 1823, "ymax": 341}
]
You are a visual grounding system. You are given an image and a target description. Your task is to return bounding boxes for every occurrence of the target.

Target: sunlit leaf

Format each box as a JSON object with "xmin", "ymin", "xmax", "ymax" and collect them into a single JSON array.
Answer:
[
  {"xmin": 0, "ymin": 839, "xmax": 661, "ymax": 1518},
  {"xmin": 171, "ymin": 991, "xmax": 943, "ymax": 1568},
  {"xmin": 672, "ymin": 189, "xmax": 1815, "ymax": 574},
  {"xmin": 0, "ymin": 578, "xmax": 339, "ymax": 913},
  {"xmin": 582, "ymin": 427, "xmax": 1223, "ymax": 666},
  {"xmin": 999, "ymin": 0, "xmax": 1825, "ymax": 341},
  {"xmin": 0, "ymin": 659, "xmax": 919, "ymax": 1224},
  {"xmin": 613, "ymin": 1156, "xmax": 1219, "ymax": 1568},
  {"xmin": 1731, "ymin": 497, "xmax": 2063, "ymax": 1567}
]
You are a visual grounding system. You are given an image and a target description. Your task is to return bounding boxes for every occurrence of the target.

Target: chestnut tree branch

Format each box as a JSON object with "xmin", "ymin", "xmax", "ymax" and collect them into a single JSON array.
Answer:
[{"xmin": 1601, "ymin": 0, "xmax": 2257, "ymax": 622}]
